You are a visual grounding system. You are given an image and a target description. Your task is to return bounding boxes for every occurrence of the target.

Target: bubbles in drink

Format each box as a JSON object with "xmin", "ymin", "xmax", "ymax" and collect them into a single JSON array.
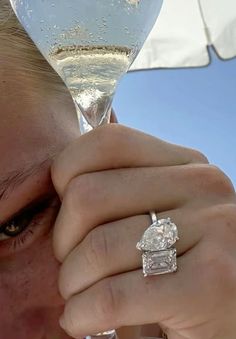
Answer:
[
  {"xmin": 126, "ymin": 0, "xmax": 140, "ymax": 6},
  {"xmin": 49, "ymin": 45, "xmax": 132, "ymax": 130}
]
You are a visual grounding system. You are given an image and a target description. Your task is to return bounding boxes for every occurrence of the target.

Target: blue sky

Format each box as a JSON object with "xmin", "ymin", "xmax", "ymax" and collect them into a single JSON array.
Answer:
[{"xmin": 114, "ymin": 49, "xmax": 236, "ymax": 187}]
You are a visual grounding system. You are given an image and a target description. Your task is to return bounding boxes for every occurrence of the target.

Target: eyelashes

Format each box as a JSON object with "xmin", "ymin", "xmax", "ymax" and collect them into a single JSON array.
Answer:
[
  {"xmin": 0, "ymin": 198, "xmax": 59, "ymax": 252},
  {"xmin": 9, "ymin": 228, "xmax": 35, "ymax": 251},
  {"xmin": 0, "ymin": 200, "xmax": 50, "ymax": 237},
  {"xmin": 0, "ymin": 209, "xmax": 35, "ymax": 238}
]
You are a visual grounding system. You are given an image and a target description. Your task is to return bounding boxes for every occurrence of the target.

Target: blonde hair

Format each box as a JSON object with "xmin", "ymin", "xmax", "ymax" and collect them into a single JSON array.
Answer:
[{"xmin": 0, "ymin": 0, "xmax": 66, "ymax": 92}]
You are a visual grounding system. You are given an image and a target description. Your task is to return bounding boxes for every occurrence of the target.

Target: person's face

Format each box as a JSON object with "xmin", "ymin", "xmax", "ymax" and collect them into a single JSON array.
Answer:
[{"xmin": 0, "ymin": 60, "xmax": 79, "ymax": 339}]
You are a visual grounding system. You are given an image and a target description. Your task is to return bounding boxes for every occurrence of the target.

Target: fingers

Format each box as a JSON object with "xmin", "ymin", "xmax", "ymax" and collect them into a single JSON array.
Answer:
[
  {"xmin": 58, "ymin": 210, "xmax": 204, "ymax": 300},
  {"xmin": 53, "ymin": 165, "xmax": 234, "ymax": 261},
  {"xmin": 59, "ymin": 253, "xmax": 192, "ymax": 338},
  {"xmin": 51, "ymin": 124, "xmax": 208, "ymax": 197},
  {"xmin": 59, "ymin": 267, "xmax": 182, "ymax": 337},
  {"xmin": 52, "ymin": 166, "xmax": 183, "ymax": 261},
  {"xmin": 60, "ymin": 203, "xmax": 236, "ymax": 301},
  {"xmin": 60, "ymin": 232, "xmax": 236, "ymax": 339}
]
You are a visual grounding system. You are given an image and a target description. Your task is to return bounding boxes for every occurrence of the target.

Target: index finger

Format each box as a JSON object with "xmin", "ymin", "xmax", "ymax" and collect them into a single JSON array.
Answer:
[{"xmin": 51, "ymin": 124, "xmax": 208, "ymax": 197}]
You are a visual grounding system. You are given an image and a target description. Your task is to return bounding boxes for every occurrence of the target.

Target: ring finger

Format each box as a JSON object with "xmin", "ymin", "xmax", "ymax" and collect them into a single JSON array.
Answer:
[
  {"xmin": 53, "ymin": 164, "xmax": 231, "ymax": 262},
  {"xmin": 59, "ymin": 208, "xmax": 205, "ymax": 300}
]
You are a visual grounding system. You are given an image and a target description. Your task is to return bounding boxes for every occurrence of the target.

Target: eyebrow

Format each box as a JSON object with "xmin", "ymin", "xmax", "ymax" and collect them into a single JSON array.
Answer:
[{"xmin": 0, "ymin": 157, "xmax": 52, "ymax": 202}]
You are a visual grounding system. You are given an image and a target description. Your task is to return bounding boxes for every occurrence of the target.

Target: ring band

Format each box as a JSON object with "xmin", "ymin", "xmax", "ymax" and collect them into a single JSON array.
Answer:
[
  {"xmin": 150, "ymin": 210, "xmax": 158, "ymax": 223},
  {"xmin": 136, "ymin": 212, "xmax": 179, "ymax": 277}
]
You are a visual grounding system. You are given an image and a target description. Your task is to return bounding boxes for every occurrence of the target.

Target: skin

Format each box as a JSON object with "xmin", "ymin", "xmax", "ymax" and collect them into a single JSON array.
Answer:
[
  {"xmin": 0, "ymin": 64, "xmax": 78, "ymax": 339},
  {"xmin": 1, "ymin": 52, "xmax": 236, "ymax": 339},
  {"xmin": 52, "ymin": 126, "xmax": 236, "ymax": 339}
]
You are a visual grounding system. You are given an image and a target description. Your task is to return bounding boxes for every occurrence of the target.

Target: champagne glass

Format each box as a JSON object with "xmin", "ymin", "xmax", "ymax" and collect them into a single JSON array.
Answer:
[
  {"xmin": 10, "ymin": 0, "xmax": 163, "ymax": 134},
  {"xmin": 10, "ymin": 0, "xmax": 163, "ymax": 337}
]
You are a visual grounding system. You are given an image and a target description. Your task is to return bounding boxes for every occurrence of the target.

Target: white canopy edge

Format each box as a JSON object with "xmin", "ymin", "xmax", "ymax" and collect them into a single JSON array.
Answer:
[{"xmin": 131, "ymin": 0, "xmax": 236, "ymax": 70}]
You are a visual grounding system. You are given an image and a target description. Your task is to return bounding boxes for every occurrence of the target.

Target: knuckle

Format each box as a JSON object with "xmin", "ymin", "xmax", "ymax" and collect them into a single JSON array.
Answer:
[
  {"xmin": 200, "ymin": 242, "xmax": 236, "ymax": 297},
  {"xmin": 95, "ymin": 124, "xmax": 130, "ymax": 156},
  {"xmin": 97, "ymin": 123, "xmax": 127, "ymax": 142},
  {"xmin": 206, "ymin": 204, "xmax": 236, "ymax": 238},
  {"xmin": 193, "ymin": 165, "xmax": 235, "ymax": 197},
  {"xmin": 58, "ymin": 263, "xmax": 71, "ymax": 300},
  {"xmin": 50, "ymin": 156, "xmax": 61, "ymax": 189},
  {"xmin": 94, "ymin": 279, "xmax": 120, "ymax": 326},
  {"xmin": 65, "ymin": 173, "xmax": 102, "ymax": 217},
  {"xmin": 63, "ymin": 300, "xmax": 80, "ymax": 338},
  {"xmin": 84, "ymin": 228, "xmax": 110, "ymax": 270},
  {"xmin": 51, "ymin": 152, "xmax": 69, "ymax": 196},
  {"xmin": 223, "ymin": 205, "xmax": 236, "ymax": 234},
  {"xmin": 190, "ymin": 149, "xmax": 209, "ymax": 164}
]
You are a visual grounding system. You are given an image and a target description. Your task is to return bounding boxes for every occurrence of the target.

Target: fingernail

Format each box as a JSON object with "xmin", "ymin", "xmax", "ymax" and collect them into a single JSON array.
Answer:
[{"xmin": 59, "ymin": 315, "xmax": 66, "ymax": 329}]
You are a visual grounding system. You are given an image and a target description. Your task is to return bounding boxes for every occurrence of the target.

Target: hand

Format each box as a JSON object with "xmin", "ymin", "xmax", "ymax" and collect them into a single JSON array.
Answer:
[{"xmin": 51, "ymin": 124, "xmax": 236, "ymax": 339}]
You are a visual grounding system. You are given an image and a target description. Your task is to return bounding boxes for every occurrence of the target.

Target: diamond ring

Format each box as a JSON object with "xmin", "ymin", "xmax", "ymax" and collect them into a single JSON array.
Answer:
[{"xmin": 136, "ymin": 212, "xmax": 179, "ymax": 277}]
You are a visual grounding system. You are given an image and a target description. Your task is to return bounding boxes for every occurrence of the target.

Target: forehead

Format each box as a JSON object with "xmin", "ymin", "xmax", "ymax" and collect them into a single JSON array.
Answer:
[
  {"xmin": 0, "ymin": 75, "xmax": 57, "ymax": 166},
  {"xmin": 0, "ymin": 62, "xmax": 77, "ymax": 164},
  {"xmin": 0, "ymin": 21, "xmax": 75, "ymax": 133},
  {"xmin": 0, "ymin": 59, "xmax": 78, "ymax": 219}
]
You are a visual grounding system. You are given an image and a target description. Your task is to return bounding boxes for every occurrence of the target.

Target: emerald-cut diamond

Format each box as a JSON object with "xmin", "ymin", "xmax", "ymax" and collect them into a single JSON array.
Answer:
[
  {"xmin": 136, "ymin": 218, "xmax": 179, "ymax": 252},
  {"xmin": 142, "ymin": 248, "xmax": 177, "ymax": 276}
]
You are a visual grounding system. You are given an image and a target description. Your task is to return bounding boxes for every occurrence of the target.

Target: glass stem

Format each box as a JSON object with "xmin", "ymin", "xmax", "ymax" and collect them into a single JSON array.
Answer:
[{"xmin": 75, "ymin": 102, "xmax": 112, "ymax": 135}]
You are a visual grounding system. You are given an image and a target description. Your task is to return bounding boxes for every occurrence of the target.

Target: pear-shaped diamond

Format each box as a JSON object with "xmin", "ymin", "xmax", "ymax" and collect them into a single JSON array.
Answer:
[{"xmin": 136, "ymin": 218, "xmax": 179, "ymax": 251}]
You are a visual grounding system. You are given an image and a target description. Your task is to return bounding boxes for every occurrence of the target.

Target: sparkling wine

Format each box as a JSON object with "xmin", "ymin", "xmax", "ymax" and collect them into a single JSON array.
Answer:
[
  {"xmin": 10, "ymin": 0, "xmax": 163, "ymax": 132},
  {"xmin": 49, "ymin": 45, "xmax": 132, "ymax": 131}
]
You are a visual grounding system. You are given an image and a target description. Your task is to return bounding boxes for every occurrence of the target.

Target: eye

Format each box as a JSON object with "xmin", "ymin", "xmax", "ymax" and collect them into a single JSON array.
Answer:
[
  {"xmin": 0, "ymin": 210, "xmax": 35, "ymax": 238},
  {"xmin": 0, "ymin": 200, "xmax": 49, "ymax": 239},
  {"xmin": 0, "ymin": 197, "xmax": 60, "ymax": 254}
]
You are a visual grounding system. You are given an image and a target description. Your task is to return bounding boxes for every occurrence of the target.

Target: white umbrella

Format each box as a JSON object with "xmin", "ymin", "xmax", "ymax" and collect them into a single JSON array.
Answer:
[{"xmin": 131, "ymin": 0, "xmax": 236, "ymax": 70}]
